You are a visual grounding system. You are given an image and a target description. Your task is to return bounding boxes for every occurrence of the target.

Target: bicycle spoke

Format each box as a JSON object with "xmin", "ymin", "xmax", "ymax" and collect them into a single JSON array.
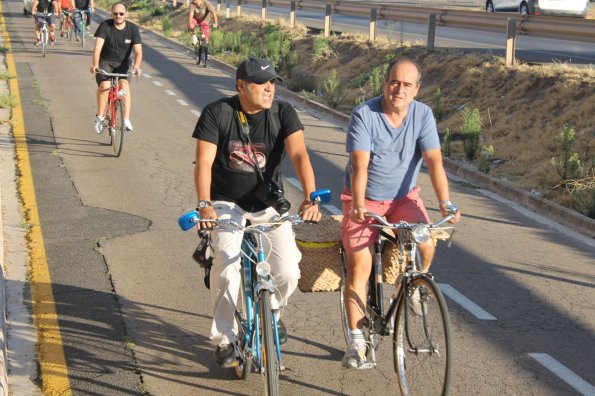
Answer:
[{"xmin": 393, "ymin": 276, "xmax": 452, "ymax": 396}]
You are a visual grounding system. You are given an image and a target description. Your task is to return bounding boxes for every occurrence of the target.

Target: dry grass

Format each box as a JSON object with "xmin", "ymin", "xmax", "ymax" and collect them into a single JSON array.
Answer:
[{"xmin": 124, "ymin": 5, "xmax": 594, "ymax": 214}]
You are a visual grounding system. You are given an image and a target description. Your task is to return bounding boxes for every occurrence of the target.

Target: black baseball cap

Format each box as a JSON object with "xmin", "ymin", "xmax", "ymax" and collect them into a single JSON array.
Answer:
[{"xmin": 236, "ymin": 58, "xmax": 284, "ymax": 85}]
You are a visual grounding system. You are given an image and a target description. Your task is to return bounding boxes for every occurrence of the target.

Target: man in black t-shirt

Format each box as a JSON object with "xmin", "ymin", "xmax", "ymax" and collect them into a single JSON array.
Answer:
[
  {"xmin": 193, "ymin": 57, "xmax": 321, "ymax": 368},
  {"xmin": 32, "ymin": 0, "xmax": 59, "ymax": 45},
  {"xmin": 90, "ymin": 2, "xmax": 142, "ymax": 134}
]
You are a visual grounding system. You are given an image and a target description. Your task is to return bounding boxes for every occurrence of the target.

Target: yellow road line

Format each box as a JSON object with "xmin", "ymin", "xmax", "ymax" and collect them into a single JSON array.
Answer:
[{"xmin": 0, "ymin": 7, "xmax": 72, "ymax": 396}]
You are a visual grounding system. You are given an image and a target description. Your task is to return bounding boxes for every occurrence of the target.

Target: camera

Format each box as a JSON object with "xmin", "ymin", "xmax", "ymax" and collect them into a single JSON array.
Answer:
[{"xmin": 255, "ymin": 180, "xmax": 291, "ymax": 214}]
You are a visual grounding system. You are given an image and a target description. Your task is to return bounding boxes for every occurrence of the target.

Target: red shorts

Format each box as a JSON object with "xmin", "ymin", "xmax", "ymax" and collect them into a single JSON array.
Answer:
[
  {"xmin": 340, "ymin": 187, "xmax": 430, "ymax": 254},
  {"xmin": 188, "ymin": 19, "xmax": 210, "ymax": 41}
]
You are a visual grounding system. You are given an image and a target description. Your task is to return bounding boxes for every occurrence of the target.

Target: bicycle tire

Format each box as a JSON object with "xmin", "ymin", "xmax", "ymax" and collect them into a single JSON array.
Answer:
[
  {"xmin": 41, "ymin": 29, "xmax": 47, "ymax": 57},
  {"xmin": 393, "ymin": 275, "xmax": 452, "ymax": 396},
  {"xmin": 259, "ymin": 290, "xmax": 279, "ymax": 396},
  {"xmin": 194, "ymin": 44, "xmax": 200, "ymax": 65},
  {"xmin": 81, "ymin": 18, "xmax": 85, "ymax": 47},
  {"xmin": 234, "ymin": 266, "xmax": 252, "ymax": 380},
  {"xmin": 339, "ymin": 247, "xmax": 353, "ymax": 346},
  {"xmin": 67, "ymin": 19, "xmax": 73, "ymax": 41},
  {"xmin": 111, "ymin": 99, "xmax": 125, "ymax": 157}
]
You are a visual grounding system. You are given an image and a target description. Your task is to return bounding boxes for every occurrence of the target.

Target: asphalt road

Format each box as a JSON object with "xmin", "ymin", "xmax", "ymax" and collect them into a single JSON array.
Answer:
[{"xmin": 2, "ymin": 0, "xmax": 594, "ymax": 394}]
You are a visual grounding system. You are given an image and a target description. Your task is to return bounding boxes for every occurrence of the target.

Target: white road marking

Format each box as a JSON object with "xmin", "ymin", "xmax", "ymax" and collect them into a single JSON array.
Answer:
[
  {"xmin": 437, "ymin": 284, "xmax": 497, "ymax": 320},
  {"xmin": 177, "ymin": 99, "xmax": 189, "ymax": 106},
  {"xmin": 165, "ymin": 90, "xmax": 176, "ymax": 96},
  {"xmin": 152, "ymin": 80, "xmax": 163, "ymax": 87},
  {"xmin": 143, "ymin": 74, "xmax": 152, "ymax": 78},
  {"xmin": 191, "ymin": 110, "xmax": 201, "ymax": 118},
  {"xmin": 529, "ymin": 353, "xmax": 595, "ymax": 396}
]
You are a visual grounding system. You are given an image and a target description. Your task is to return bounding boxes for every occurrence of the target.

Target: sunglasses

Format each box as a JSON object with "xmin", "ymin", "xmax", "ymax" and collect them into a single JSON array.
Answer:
[{"xmin": 112, "ymin": 12, "xmax": 125, "ymax": 16}]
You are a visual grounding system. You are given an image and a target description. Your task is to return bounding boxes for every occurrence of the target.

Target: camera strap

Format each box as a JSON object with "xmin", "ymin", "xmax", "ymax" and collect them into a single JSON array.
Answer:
[{"xmin": 236, "ymin": 109, "xmax": 267, "ymax": 184}]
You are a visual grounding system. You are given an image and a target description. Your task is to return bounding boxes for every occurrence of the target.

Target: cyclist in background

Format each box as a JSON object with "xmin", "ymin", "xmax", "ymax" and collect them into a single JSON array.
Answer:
[
  {"xmin": 192, "ymin": 57, "xmax": 320, "ymax": 368},
  {"xmin": 32, "ymin": 0, "xmax": 59, "ymax": 45},
  {"xmin": 73, "ymin": 0, "xmax": 94, "ymax": 41},
  {"xmin": 186, "ymin": 0, "xmax": 218, "ymax": 63},
  {"xmin": 58, "ymin": 0, "xmax": 73, "ymax": 37},
  {"xmin": 340, "ymin": 57, "xmax": 461, "ymax": 369},
  {"xmin": 91, "ymin": 2, "xmax": 142, "ymax": 133}
]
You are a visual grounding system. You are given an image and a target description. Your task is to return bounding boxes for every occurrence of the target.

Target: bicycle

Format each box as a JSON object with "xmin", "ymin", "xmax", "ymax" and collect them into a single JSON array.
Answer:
[
  {"xmin": 60, "ymin": 10, "xmax": 73, "ymax": 40},
  {"xmin": 339, "ymin": 204, "xmax": 459, "ymax": 395},
  {"xmin": 95, "ymin": 68, "xmax": 136, "ymax": 157},
  {"xmin": 36, "ymin": 12, "xmax": 52, "ymax": 57},
  {"xmin": 74, "ymin": 8, "xmax": 90, "ymax": 46},
  {"xmin": 178, "ymin": 189, "xmax": 331, "ymax": 396},
  {"xmin": 191, "ymin": 26, "xmax": 209, "ymax": 67}
]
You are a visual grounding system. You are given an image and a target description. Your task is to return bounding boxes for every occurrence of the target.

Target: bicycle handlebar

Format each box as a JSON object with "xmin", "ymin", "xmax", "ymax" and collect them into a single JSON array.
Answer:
[
  {"xmin": 364, "ymin": 203, "xmax": 459, "ymax": 229},
  {"xmin": 95, "ymin": 68, "xmax": 138, "ymax": 78},
  {"xmin": 189, "ymin": 214, "xmax": 305, "ymax": 234}
]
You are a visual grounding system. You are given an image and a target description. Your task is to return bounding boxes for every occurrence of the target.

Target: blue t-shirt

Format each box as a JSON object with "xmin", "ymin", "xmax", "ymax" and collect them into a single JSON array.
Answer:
[{"xmin": 344, "ymin": 96, "xmax": 440, "ymax": 201}]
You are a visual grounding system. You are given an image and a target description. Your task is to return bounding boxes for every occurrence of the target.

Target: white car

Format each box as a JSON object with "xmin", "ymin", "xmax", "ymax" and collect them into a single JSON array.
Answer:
[
  {"xmin": 485, "ymin": 0, "xmax": 590, "ymax": 17},
  {"xmin": 532, "ymin": 0, "xmax": 589, "ymax": 17}
]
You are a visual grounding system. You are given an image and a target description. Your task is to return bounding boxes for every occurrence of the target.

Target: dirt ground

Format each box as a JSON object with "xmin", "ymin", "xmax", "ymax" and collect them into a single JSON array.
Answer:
[{"xmin": 124, "ymin": 4, "xmax": 594, "ymax": 217}]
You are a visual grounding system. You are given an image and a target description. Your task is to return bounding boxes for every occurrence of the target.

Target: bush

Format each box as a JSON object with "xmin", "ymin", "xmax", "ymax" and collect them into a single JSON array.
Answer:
[
  {"xmin": 460, "ymin": 108, "xmax": 482, "ymax": 161},
  {"xmin": 322, "ymin": 69, "xmax": 345, "ymax": 108}
]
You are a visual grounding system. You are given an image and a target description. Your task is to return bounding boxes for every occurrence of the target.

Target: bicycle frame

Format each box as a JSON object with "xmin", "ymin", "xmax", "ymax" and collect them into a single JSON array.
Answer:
[{"xmin": 37, "ymin": 13, "xmax": 51, "ymax": 56}]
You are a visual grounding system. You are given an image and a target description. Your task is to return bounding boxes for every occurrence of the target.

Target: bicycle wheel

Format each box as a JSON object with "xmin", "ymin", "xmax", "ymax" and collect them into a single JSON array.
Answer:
[
  {"xmin": 194, "ymin": 44, "xmax": 200, "ymax": 65},
  {"xmin": 234, "ymin": 265, "xmax": 252, "ymax": 379},
  {"xmin": 41, "ymin": 29, "xmax": 47, "ymax": 57},
  {"xmin": 111, "ymin": 99, "xmax": 125, "ymax": 157},
  {"xmin": 393, "ymin": 275, "xmax": 452, "ymax": 396},
  {"xmin": 259, "ymin": 290, "xmax": 279, "ymax": 396},
  {"xmin": 339, "ymin": 247, "xmax": 352, "ymax": 345},
  {"xmin": 66, "ymin": 19, "xmax": 73, "ymax": 40},
  {"xmin": 81, "ymin": 18, "xmax": 85, "ymax": 46}
]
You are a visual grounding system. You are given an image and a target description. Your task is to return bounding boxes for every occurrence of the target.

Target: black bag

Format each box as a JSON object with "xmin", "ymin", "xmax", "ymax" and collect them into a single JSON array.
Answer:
[{"xmin": 193, "ymin": 231, "xmax": 213, "ymax": 289}]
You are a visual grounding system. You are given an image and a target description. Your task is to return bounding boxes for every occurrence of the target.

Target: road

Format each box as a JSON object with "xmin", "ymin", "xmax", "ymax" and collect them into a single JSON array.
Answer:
[
  {"xmin": 239, "ymin": 4, "xmax": 595, "ymax": 65},
  {"xmin": 1, "ymin": 0, "xmax": 594, "ymax": 394}
]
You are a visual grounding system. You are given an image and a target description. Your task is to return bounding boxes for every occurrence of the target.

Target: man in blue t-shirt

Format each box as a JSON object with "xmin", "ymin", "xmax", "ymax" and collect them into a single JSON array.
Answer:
[
  {"xmin": 340, "ymin": 57, "xmax": 461, "ymax": 369},
  {"xmin": 90, "ymin": 2, "xmax": 142, "ymax": 134}
]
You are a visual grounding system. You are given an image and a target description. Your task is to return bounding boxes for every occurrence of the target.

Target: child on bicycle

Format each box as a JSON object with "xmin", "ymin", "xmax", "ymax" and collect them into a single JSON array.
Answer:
[{"xmin": 340, "ymin": 57, "xmax": 461, "ymax": 369}]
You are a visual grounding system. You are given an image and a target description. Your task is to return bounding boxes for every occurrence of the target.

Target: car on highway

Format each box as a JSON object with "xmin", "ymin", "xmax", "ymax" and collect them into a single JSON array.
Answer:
[{"xmin": 485, "ymin": 0, "xmax": 590, "ymax": 17}]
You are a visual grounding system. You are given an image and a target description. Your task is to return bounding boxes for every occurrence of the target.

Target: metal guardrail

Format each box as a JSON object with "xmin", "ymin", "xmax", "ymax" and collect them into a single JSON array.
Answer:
[{"xmin": 231, "ymin": 0, "xmax": 595, "ymax": 44}]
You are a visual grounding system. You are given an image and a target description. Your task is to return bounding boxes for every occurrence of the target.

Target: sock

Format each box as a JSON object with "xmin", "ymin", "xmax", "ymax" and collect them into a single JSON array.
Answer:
[{"xmin": 350, "ymin": 329, "xmax": 365, "ymax": 344}]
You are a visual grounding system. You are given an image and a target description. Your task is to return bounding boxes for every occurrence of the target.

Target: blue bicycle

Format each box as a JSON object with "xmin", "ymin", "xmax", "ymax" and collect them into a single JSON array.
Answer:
[{"xmin": 178, "ymin": 189, "xmax": 331, "ymax": 396}]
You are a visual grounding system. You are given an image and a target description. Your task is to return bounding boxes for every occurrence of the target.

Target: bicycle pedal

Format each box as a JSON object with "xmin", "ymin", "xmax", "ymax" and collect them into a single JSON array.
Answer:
[{"xmin": 280, "ymin": 364, "xmax": 286, "ymax": 371}]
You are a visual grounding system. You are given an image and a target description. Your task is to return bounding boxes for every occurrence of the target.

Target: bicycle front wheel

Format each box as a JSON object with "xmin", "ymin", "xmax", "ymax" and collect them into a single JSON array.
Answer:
[
  {"xmin": 339, "ymin": 247, "xmax": 352, "ymax": 345},
  {"xmin": 234, "ymin": 268, "xmax": 252, "ymax": 380},
  {"xmin": 393, "ymin": 275, "xmax": 452, "ymax": 396},
  {"xmin": 259, "ymin": 291, "xmax": 279, "ymax": 396},
  {"xmin": 41, "ymin": 30, "xmax": 47, "ymax": 57},
  {"xmin": 111, "ymin": 99, "xmax": 125, "ymax": 157}
]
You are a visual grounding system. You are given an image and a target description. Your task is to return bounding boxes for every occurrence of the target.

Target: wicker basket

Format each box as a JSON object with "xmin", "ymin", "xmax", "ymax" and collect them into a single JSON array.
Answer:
[{"xmin": 294, "ymin": 216, "xmax": 404, "ymax": 292}]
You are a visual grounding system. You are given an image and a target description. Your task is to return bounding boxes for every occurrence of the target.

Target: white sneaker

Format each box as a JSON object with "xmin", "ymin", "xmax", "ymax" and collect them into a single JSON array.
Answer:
[
  {"xmin": 341, "ymin": 341, "xmax": 367, "ymax": 369},
  {"xmin": 408, "ymin": 285, "xmax": 423, "ymax": 317},
  {"xmin": 124, "ymin": 119, "xmax": 133, "ymax": 132},
  {"xmin": 94, "ymin": 116, "xmax": 104, "ymax": 134}
]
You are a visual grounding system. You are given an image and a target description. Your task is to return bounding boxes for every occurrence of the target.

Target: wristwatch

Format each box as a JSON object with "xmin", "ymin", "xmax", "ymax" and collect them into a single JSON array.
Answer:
[{"xmin": 197, "ymin": 200, "xmax": 212, "ymax": 210}]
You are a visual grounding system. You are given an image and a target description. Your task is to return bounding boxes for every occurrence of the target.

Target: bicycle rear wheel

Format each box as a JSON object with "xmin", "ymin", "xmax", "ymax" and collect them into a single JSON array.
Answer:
[
  {"xmin": 259, "ymin": 290, "xmax": 279, "ymax": 396},
  {"xmin": 393, "ymin": 275, "xmax": 452, "ymax": 396},
  {"xmin": 234, "ymin": 267, "xmax": 252, "ymax": 380},
  {"xmin": 111, "ymin": 99, "xmax": 125, "ymax": 157}
]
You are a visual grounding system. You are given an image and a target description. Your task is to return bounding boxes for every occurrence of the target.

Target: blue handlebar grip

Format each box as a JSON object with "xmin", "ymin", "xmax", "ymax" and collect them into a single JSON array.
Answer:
[{"xmin": 178, "ymin": 210, "xmax": 200, "ymax": 231}]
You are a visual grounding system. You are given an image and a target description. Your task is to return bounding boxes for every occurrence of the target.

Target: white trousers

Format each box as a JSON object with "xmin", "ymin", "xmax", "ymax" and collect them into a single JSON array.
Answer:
[{"xmin": 208, "ymin": 201, "xmax": 302, "ymax": 346}]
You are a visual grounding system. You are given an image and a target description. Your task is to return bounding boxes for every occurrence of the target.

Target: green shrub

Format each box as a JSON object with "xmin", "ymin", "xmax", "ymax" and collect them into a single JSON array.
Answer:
[
  {"xmin": 322, "ymin": 69, "xmax": 345, "ymax": 108},
  {"xmin": 460, "ymin": 108, "xmax": 482, "ymax": 160},
  {"xmin": 432, "ymin": 87, "xmax": 444, "ymax": 122},
  {"xmin": 478, "ymin": 145, "xmax": 494, "ymax": 174},
  {"xmin": 161, "ymin": 16, "xmax": 172, "ymax": 36},
  {"xmin": 551, "ymin": 124, "xmax": 583, "ymax": 181},
  {"xmin": 442, "ymin": 128, "xmax": 452, "ymax": 158}
]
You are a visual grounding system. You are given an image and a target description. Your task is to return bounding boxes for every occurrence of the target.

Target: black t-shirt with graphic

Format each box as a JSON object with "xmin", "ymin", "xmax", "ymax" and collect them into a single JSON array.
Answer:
[
  {"xmin": 36, "ymin": 0, "xmax": 55, "ymax": 13},
  {"xmin": 74, "ymin": 0, "xmax": 91, "ymax": 9},
  {"xmin": 94, "ymin": 20, "xmax": 142, "ymax": 63},
  {"xmin": 193, "ymin": 96, "xmax": 304, "ymax": 212}
]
